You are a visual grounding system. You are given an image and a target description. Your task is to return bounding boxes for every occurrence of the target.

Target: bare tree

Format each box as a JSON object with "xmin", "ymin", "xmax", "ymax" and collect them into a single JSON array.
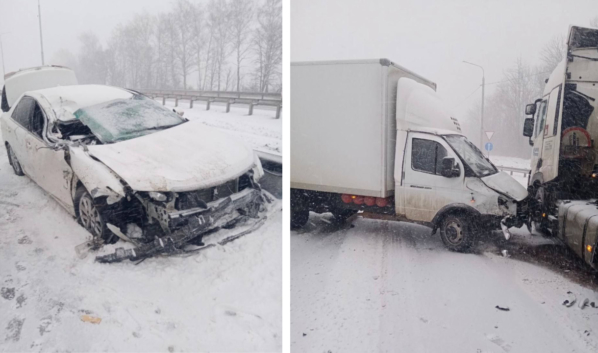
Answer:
[
  {"xmin": 191, "ymin": 4, "xmax": 206, "ymax": 90},
  {"xmin": 207, "ymin": 0, "xmax": 231, "ymax": 91},
  {"xmin": 172, "ymin": 0, "xmax": 198, "ymax": 90},
  {"xmin": 590, "ymin": 16, "xmax": 598, "ymax": 28},
  {"xmin": 540, "ymin": 35, "xmax": 566, "ymax": 73},
  {"xmin": 253, "ymin": 0, "xmax": 282, "ymax": 92},
  {"xmin": 77, "ymin": 32, "xmax": 106, "ymax": 84},
  {"xmin": 229, "ymin": 0, "xmax": 254, "ymax": 91}
]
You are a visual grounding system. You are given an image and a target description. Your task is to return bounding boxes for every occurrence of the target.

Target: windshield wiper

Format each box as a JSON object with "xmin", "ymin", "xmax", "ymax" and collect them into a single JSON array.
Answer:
[{"xmin": 134, "ymin": 124, "xmax": 180, "ymax": 133}]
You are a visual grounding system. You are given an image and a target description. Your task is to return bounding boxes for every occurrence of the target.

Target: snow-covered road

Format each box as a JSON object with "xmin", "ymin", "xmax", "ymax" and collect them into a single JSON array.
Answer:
[
  {"xmin": 0, "ymin": 107, "xmax": 282, "ymax": 351},
  {"xmin": 292, "ymin": 213, "xmax": 598, "ymax": 353}
]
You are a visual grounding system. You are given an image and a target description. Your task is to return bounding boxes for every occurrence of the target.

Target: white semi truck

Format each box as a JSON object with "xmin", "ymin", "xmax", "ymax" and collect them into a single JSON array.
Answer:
[
  {"xmin": 291, "ymin": 59, "xmax": 527, "ymax": 251},
  {"xmin": 522, "ymin": 25, "xmax": 598, "ymax": 270}
]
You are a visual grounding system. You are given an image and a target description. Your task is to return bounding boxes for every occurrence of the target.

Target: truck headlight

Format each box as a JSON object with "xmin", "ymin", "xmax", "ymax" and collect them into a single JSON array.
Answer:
[{"xmin": 149, "ymin": 191, "xmax": 167, "ymax": 202}]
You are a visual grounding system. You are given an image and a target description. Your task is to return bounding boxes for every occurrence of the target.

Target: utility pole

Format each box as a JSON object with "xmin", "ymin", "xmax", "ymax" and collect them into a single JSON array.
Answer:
[
  {"xmin": 463, "ymin": 61, "xmax": 485, "ymax": 150},
  {"xmin": 38, "ymin": 0, "xmax": 45, "ymax": 65},
  {"xmin": 0, "ymin": 32, "xmax": 8, "ymax": 80}
]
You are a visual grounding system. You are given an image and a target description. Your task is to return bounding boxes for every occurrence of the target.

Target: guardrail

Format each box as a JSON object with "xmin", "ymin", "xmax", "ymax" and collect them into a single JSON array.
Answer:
[
  {"xmin": 138, "ymin": 89, "xmax": 282, "ymax": 119},
  {"xmin": 495, "ymin": 165, "xmax": 531, "ymax": 178}
]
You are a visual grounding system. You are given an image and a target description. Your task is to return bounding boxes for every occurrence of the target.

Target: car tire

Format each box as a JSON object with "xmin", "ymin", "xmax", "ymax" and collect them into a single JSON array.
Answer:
[
  {"xmin": 6, "ymin": 144, "xmax": 24, "ymax": 176},
  {"xmin": 74, "ymin": 186, "xmax": 117, "ymax": 244},
  {"xmin": 331, "ymin": 209, "xmax": 357, "ymax": 225},
  {"xmin": 439, "ymin": 214, "xmax": 476, "ymax": 252},
  {"xmin": 291, "ymin": 208, "xmax": 309, "ymax": 230}
]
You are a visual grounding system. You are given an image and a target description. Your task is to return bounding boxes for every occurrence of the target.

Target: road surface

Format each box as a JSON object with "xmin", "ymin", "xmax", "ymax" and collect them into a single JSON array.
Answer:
[{"xmin": 292, "ymin": 212, "xmax": 598, "ymax": 353}]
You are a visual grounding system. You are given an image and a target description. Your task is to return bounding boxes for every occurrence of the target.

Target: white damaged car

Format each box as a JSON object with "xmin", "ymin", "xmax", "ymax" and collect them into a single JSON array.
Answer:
[{"xmin": 1, "ymin": 69, "xmax": 267, "ymax": 263}]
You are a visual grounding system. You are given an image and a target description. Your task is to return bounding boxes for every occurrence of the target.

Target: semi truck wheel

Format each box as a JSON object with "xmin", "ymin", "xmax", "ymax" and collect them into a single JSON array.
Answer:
[
  {"xmin": 291, "ymin": 208, "xmax": 309, "ymax": 230},
  {"xmin": 439, "ymin": 215, "xmax": 475, "ymax": 252}
]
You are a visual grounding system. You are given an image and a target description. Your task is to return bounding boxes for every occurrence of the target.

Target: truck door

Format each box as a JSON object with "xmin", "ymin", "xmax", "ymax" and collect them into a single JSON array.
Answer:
[
  {"xmin": 530, "ymin": 99, "xmax": 548, "ymax": 180},
  {"xmin": 538, "ymin": 85, "xmax": 562, "ymax": 182},
  {"xmin": 400, "ymin": 132, "xmax": 465, "ymax": 222}
]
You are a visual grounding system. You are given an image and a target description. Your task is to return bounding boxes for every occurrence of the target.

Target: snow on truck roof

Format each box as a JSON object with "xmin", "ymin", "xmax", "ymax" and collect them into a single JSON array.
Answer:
[
  {"xmin": 30, "ymin": 85, "xmax": 134, "ymax": 122},
  {"xmin": 291, "ymin": 58, "xmax": 437, "ymax": 90},
  {"xmin": 397, "ymin": 77, "xmax": 463, "ymax": 135}
]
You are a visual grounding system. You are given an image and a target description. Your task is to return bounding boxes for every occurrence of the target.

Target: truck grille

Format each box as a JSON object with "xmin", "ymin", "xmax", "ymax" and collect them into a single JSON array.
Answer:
[{"xmin": 176, "ymin": 178, "xmax": 239, "ymax": 210}]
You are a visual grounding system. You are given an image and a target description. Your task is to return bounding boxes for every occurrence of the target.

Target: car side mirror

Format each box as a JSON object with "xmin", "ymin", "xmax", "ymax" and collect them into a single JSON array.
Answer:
[
  {"xmin": 441, "ymin": 157, "xmax": 460, "ymax": 178},
  {"xmin": 525, "ymin": 103, "xmax": 536, "ymax": 116},
  {"xmin": 523, "ymin": 118, "xmax": 534, "ymax": 137},
  {"xmin": 173, "ymin": 108, "xmax": 185, "ymax": 117}
]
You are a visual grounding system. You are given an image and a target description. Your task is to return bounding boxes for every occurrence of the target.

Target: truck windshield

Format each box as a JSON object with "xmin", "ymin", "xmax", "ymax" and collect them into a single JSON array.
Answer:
[
  {"xmin": 444, "ymin": 135, "xmax": 497, "ymax": 177},
  {"xmin": 74, "ymin": 97, "xmax": 185, "ymax": 143}
]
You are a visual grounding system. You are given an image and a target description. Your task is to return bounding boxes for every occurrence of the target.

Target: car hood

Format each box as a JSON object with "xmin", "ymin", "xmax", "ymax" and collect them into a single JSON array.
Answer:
[
  {"xmin": 481, "ymin": 172, "xmax": 528, "ymax": 202},
  {"xmin": 86, "ymin": 121, "xmax": 254, "ymax": 192}
]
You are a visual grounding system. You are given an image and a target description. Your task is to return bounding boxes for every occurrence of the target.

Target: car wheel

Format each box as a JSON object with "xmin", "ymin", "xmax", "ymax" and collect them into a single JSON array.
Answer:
[
  {"xmin": 6, "ymin": 144, "xmax": 24, "ymax": 176},
  {"xmin": 331, "ymin": 209, "xmax": 357, "ymax": 225},
  {"xmin": 75, "ymin": 186, "xmax": 116, "ymax": 244},
  {"xmin": 291, "ymin": 208, "xmax": 309, "ymax": 230},
  {"xmin": 439, "ymin": 214, "xmax": 476, "ymax": 252}
]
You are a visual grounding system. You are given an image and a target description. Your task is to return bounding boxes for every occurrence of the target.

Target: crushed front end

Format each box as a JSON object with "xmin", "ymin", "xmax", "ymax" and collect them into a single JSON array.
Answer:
[{"xmin": 96, "ymin": 171, "xmax": 270, "ymax": 263}]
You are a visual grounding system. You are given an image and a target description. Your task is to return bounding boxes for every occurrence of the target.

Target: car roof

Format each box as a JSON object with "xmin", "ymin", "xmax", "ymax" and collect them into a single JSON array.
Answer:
[{"xmin": 26, "ymin": 84, "xmax": 134, "ymax": 122}]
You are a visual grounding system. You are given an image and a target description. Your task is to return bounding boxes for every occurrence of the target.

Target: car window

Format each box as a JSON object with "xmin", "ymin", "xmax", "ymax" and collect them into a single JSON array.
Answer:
[
  {"xmin": 412, "ymin": 138, "xmax": 448, "ymax": 175},
  {"xmin": 30, "ymin": 102, "xmax": 45, "ymax": 139},
  {"xmin": 11, "ymin": 97, "xmax": 34, "ymax": 130}
]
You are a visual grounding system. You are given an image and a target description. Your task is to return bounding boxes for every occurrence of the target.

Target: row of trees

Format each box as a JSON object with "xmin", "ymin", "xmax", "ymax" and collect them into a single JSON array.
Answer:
[
  {"xmin": 463, "ymin": 16, "xmax": 598, "ymax": 158},
  {"xmin": 51, "ymin": 0, "xmax": 282, "ymax": 93}
]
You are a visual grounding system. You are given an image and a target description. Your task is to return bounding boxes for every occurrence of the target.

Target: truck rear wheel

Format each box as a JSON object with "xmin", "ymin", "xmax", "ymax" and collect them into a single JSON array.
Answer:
[
  {"xmin": 439, "ymin": 215, "xmax": 476, "ymax": 252},
  {"xmin": 291, "ymin": 208, "xmax": 309, "ymax": 230}
]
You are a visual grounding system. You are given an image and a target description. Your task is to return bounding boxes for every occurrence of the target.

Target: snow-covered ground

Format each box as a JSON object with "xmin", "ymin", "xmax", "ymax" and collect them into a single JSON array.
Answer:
[
  {"xmin": 0, "ymin": 106, "xmax": 282, "ymax": 352},
  {"xmin": 490, "ymin": 156, "xmax": 531, "ymax": 187},
  {"xmin": 292, "ymin": 213, "xmax": 598, "ymax": 353},
  {"xmin": 162, "ymin": 100, "xmax": 282, "ymax": 157}
]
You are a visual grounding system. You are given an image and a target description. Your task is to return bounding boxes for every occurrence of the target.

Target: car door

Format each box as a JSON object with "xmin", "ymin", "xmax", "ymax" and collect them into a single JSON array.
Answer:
[
  {"xmin": 400, "ymin": 133, "xmax": 465, "ymax": 222},
  {"xmin": 5, "ymin": 97, "xmax": 36, "ymax": 176},
  {"xmin": 22, "ymin": 99, "xmax": 74, "ymax": 209}
]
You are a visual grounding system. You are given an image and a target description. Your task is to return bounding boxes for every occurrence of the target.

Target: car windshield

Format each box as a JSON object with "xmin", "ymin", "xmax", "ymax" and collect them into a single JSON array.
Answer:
[
  {"xmin": 74, "ymin": 96, "xmax": 185, "ymax": 143},
  {"xmin": 444, "ymin": 135, "xmax": 497, "ymax": 177}
]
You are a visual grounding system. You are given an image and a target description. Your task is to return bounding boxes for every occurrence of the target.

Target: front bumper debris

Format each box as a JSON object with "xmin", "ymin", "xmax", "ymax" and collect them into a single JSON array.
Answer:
[{"xmin": 96, "ymin": 188, "xmax": 268, "ymax": 263}]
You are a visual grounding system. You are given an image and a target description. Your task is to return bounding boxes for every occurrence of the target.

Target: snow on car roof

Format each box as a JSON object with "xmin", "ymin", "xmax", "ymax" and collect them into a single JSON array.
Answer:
[{"xmin": 31, "ymin": 84, "xmax": 134, "ymax": 122}]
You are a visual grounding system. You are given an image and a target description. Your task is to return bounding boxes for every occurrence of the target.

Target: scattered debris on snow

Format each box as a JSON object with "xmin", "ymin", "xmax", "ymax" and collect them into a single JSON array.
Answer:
[{"xmin": 495, "ymin": 305, "xmax": 510, "ymax": 311}]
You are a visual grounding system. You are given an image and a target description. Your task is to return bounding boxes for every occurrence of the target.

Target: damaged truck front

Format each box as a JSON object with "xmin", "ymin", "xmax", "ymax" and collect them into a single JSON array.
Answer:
[{"xmin": 2, "ymin": 83, "xmax": 269, "ymax": 263}]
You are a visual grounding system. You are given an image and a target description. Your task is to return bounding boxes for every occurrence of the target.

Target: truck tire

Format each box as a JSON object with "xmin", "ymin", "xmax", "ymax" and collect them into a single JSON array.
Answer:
[
  {"xmin": 332, "ymin": 209, "xmax": 357, "ymax": 225},
  {"xmin": 439, "ymin": 214, "xmax": 476, "ymax": 252},
  {"xmin": 291, "ymin": 208, "xmax": 309, "ymax": 230}
]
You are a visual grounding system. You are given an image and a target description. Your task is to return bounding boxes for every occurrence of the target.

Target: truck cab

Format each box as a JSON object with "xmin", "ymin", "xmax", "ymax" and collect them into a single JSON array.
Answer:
[
  {"xmin": 522, "ymin": 25, "xmax": 598, "ymax": 269},
  {"xmin": 291, "ymin": 59, "xmax": 527, "ymax": 252}
]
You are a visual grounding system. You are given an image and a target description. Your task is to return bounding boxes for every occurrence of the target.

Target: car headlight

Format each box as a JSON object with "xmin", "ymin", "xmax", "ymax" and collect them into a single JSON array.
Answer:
[{"xmin": 149, "ymin": 191, "xmax": 167, "ymax": 202}]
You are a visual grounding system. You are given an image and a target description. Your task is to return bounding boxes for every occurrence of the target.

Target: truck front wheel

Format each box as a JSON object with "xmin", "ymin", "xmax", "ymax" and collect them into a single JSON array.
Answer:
[
  {"xmin": 291, "ymin": 208, "xmax": 309, "ymax": 230},
  {"xmin": 439, "ymin": 215, "xmax": 476, "ymax": 252}
]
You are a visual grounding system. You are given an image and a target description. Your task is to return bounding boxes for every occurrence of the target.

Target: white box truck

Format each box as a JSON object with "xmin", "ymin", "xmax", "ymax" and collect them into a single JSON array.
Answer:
[
  {"xmin": 291, "ymin": 59, "xmax": 528, "ymax": 251},
  {"xmin": 522, "ymin": 26, "xmax": 598, "ymax": 269}
]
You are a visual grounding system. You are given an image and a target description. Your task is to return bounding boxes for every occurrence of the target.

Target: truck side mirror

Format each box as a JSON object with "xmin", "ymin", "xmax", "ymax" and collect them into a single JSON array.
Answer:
[
  {"xmin": 523, "ymin": 118, "xmax": 534, "ymax": 137},
  {"xmin": 525, "ymin": 103, "xmax": 536, "ymax": 116},
  {"xmin": 441, "ymin": 157, "xmax": 460, "ymax": 178}
]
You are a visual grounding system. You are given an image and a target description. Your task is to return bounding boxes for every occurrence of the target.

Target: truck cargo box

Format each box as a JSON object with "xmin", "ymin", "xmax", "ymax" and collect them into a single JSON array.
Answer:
[{"xmin": 291, "ymin": 59, "xmax": 436, "ymax": 198}]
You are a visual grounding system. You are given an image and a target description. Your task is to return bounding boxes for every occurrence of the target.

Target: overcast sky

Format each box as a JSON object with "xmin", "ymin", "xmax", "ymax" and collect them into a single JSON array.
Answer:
[
  {"xmin": 292, "ymin": 0, "xmax": 597, "ymax": 128},
  {"xmin": 0, "ymin": 0, "xmax": 187, "ymax": 85}
]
